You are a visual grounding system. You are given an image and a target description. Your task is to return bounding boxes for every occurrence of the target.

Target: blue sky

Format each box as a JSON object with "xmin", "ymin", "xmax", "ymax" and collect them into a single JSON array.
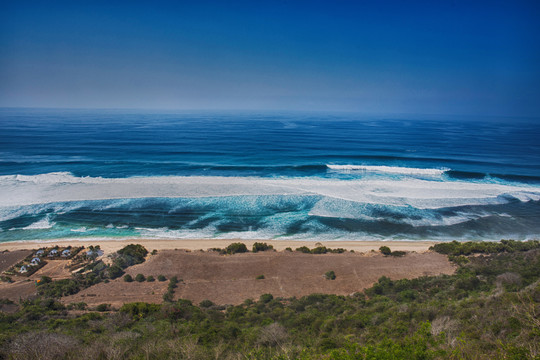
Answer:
[{"xmin": 1, "ymin": 0, "xmax": 539, "ymax": 115}]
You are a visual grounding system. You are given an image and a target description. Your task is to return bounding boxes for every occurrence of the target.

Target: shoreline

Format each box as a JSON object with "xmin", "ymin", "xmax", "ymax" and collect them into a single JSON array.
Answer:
[{"xmin": 0, "ymin": 238, "xmax": 439, "ymax": 254}]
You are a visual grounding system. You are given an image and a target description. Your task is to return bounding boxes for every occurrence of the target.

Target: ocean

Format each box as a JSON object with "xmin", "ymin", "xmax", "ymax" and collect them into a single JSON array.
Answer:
[{"xmin": 1, "ymin": 109, "xmax": 539, "ymax": 243}]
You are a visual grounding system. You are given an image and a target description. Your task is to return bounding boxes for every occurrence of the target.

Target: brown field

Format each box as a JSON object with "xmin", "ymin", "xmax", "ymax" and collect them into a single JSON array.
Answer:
[
  {"xmin": 62, "ymin": 250, "xmax": 454, "ymax": 307},
  {"xmin": 0, "ymin": 280, "xmax": 37, "ymax": 301},
  {"xmin": 0, "ymin": 250, "xmax": 33, "ymax": 273},
  {"xmin": 29, "ymin": 260, "xmax": 73, "ymax": 280}
]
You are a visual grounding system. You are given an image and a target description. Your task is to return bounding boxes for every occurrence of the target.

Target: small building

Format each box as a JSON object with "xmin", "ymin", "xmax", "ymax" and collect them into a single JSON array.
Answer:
[
  {"xmin": 30, "ymin": 257, "xmax": 41, "ymax": 266},
  {"xmin": 19, "ymin": 265, "xmax": 28, "ymax": 273},
  {"xmin": 61, "ymin": 249, "xmax": 71, "ymax": 257},
  {"xmin": 35, "ymin": 249, "xmax": 45, "ymax": 256},
  {"xmin": 48, "ymin": 249, "xmax": 59, "ymax": 257},
  {"xmin": 86, "ymin": 249, "xmax": 103, "ymax": 257}
]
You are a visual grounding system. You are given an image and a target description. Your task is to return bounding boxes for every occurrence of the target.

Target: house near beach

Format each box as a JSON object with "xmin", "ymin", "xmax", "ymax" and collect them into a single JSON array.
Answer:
[
  {"xmin": 35, "ymin": 249, "xmax": 45, "ymax": 256},
  {"xmin": 48, "ymin": 249, "xmax": 59, "ymax": 257},
  {"xmin": 61, "ymin": 249, "xmax": 71, "ymax": 257},
  {"xmin": 30, "ymin": 257, "xmax": 41, "ymax": 266},
  {"xmin": 19, "ymin": 265, "xmax": 28, "ymax": 273}
]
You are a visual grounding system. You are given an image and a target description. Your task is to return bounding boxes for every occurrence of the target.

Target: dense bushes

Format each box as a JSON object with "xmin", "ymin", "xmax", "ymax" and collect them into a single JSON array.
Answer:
[
  {"xmin": 430, "ymin": 239, "xmax": 540, "ymax": 256},
  {"xmin": 225, "ymin": 242, "xmax": 248, "ymax": 254},
  {"xmin": 115, "ymin": 244, "xmax": 148, "ymax": 267},
  {"xmin": 37, "ymin": 278, "xmax": 81, "ymax": 298},
  {"xmin": 252, "ymin": 242, "xmax": 274, "ymax": 252},
  {"xmin": 380, "ymin": 246, "xmax": 406, "ymax": 257},
  {"xmin": 296, "ymin": 246, "xmax": 347, "ymax": 254}
]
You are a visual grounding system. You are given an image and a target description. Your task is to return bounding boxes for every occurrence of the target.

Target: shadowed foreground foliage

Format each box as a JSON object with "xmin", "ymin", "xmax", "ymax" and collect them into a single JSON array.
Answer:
[{"xmin": 1, "ymin": 242, "xmax": 539, "ymax": 359}]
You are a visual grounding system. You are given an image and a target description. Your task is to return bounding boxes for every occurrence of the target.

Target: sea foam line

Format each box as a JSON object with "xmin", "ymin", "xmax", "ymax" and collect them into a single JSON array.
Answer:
[
  {"xmin": 1, "ymin": 173, "xmax": 539, "ymax": 209},
  {"xmin": 327, "ymin": 164, "xmax": 449, "ymax": 176}
]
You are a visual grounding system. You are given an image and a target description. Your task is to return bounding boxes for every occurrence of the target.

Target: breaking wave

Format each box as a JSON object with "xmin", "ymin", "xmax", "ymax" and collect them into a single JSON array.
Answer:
[{"xmin": 327, "ymin": 164, "xmax": 449, "ymax": 176}]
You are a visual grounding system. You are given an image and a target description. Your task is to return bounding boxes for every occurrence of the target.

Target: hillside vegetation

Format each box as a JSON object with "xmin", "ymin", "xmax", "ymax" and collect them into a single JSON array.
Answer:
[{"xmin": 0, "ymin": 240, "xmax": 539, "ymax": 359}]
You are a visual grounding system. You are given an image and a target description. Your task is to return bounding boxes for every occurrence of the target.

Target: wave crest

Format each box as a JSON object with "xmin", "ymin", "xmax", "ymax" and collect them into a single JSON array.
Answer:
[{"xmin": 327, "ymin": 164, "xmax": 449, "ymax": 176}]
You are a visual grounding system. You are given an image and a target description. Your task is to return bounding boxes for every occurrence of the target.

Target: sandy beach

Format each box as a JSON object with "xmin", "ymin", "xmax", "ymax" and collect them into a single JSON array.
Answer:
[{"xmin": 0, "ymin": 238, "xmax": 438, "ymax": 254}]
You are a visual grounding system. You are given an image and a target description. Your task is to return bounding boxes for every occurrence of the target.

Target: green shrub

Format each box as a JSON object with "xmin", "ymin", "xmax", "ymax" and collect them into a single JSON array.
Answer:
[
  {"xmin": 123, "ymin": 274, "xmax": 133, "ymax": 282},
  {"xmin": 312, "ymin": 246, "xmax": 328, "ymax": 254},
  {"xmin": 115, "ymin": 244, "xmax": 148, "ymax": 268},
  {"xmin": 379, "ymin": 246, "xmax": 392, "ymax": 256},
  {"xmin": 390, "ymin": 250, "xmax": 406, "ymax": 257},
  {"xmin": 69, "ymin": 302, "xmax": 87, "ymax": 310},
  {"xmin": 296, "ymin": 246, "xmax": 311, "ymax": 253},
  {"xmin": 260, "ymin": 293, "xmax": 274, "ymax": 303},
  {"xmin": 37, "ymin": 278, "xmax": 80, "ymax": 298},
  {"xmin": 253, "ymin": 242, "xmax": 274, "ymax": 252},
  {"xmin": 325, "ymin": 270, "xmax": 336, "ymax": 280},
  {"xmin": 256, "ymin": 274, "xmax": 265, "ymax": 280},
  {"xmin": 226, "ymin": 242, "xmax": 248, "ymax": 254},
  {"xmin": 285, "ymin": 247, "xmax": 292, "ymax": 252},
  {"xmin": 135, "ymin": 274, "xmax": 146, "ymax": 282},
  {"xmin": 157, "ymin": 275, "xmax": 167, "ymax": 282},
  {"xmin": 108, "ymin": 264, "xmax": 124, "ymax": 279},
  {"xmin": 163, "ymin": 292, "xmax": 173, "ymax": 302},
  {"xmin": 146, "ymin": 275, "xmax": 155, "ymax": 282},
  {"xmin": 199, "ymin": 299, "xmax": 214, "ymax": 308},
  {"xmin": 96, "ymin": 303, "xmax": 110, "ymax": 312},
  {"xmin": 120, "ymin": 302, "xmax": 161, "ymax": 317}
]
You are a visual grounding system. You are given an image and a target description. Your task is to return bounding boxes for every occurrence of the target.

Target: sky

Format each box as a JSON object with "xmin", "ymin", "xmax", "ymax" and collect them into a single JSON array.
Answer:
[{"xmin": 1, "ymin": 0, "xmax": 539, "ymax": 116}]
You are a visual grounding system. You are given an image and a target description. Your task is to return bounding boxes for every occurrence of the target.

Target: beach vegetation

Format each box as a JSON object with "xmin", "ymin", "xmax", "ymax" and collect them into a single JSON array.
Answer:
[
  {"xmin": 430, "ymin": 239, "xmax": 540, "ymax": 256},
  {"xmin": 296, "ymin": 246, "xmax": 347, "ymax": 254},
  {"xmin": 296, "ymin": 246, "xmax": 311, "ymax": 253},
  {"xmin": 252, "ymin": 242, "xmax": 274, "ymax": 252},
  {"xmin": 380, "ymin": 246, "xmax": 406, "ymax": 257},
  {"xmin": 225, "ymin": 242, "xmax": 248, "ymax": 254},
  {"xmin": 146, "ymin": 275, "xmax": 155, "ymax": 282},
  {"xmin": 123, "ymin": 274, "xmax": 133, "ymax": 282},
  {"xmin": 379, "ymin": 246, "xmax": 392, "ymax": 255},
  {"xmin": 135, "ymin": 273, "xmax": 145, "ymax": 282},
  {"xmin": 157, "ymin": 275, "xmax": 167, "ymax": 281}
]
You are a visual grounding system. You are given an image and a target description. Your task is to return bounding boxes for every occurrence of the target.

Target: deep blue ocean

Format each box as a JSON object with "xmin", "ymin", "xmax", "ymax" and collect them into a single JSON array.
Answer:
[{"xmin": 1, "ymin": 109, "xmax": 540, "ymax": 243}]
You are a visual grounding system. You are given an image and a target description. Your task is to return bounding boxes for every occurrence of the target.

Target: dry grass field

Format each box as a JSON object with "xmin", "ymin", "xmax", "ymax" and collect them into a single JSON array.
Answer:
[{"xmin": 62, "ymin": 250, "xmax": 454, "ymax": 307}]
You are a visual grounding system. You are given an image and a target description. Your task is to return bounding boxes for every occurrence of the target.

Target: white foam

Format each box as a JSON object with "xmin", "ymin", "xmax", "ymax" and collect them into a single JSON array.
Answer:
[
  {"xmin": 0, "ymin": 172, "xmax": 539, "ymax": 210},
  {"xmin": 327, "ymin": 164, "xmax": 448, "ymax": 176},
  {"xmin": 22, "ymin": 217, "xmax": 55, "ymax": 230}
]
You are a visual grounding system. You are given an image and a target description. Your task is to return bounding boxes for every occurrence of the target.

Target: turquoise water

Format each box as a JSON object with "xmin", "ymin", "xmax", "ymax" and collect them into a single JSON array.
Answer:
[{"xmin": 1, "ymin": 109, "xmax": 539, "ymax": 242}]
